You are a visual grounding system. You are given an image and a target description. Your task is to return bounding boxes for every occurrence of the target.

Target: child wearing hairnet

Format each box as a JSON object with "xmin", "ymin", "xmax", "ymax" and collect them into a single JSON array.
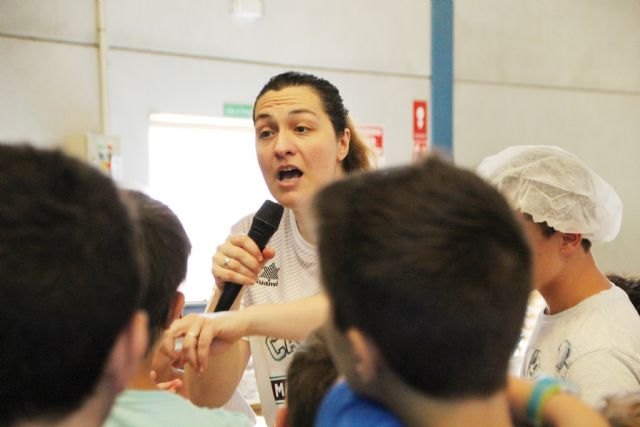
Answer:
[{"xmin": 478, "ymin": 145, "xmax": 640, "ymax": 408}]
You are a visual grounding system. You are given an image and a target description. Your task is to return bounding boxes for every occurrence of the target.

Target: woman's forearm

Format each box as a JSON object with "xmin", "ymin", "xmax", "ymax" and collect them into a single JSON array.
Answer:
[{"xmin": 243, "ymin": 294, "xmax": 329, "ymax": 340}]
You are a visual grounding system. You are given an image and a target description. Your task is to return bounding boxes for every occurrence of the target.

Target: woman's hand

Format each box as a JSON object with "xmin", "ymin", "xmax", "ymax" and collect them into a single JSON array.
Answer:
[
  {"xmin": 150, "ymin": 371, "xmax": 184, "ymax": 394},
  {"xmin": 160, "ymin": 312, "xmax": 251, "ymax": 374},
  {"xmin": 211, "ymin": 233, "xmax": 275, "ymax": 291}
]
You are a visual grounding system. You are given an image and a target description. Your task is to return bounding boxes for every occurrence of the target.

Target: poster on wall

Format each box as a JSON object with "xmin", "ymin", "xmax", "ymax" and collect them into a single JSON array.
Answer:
[
  {"xmin": 412, "ymin": 100, "xmax": 428, "ymax": 162},
  {"xmin": 358, "ymin": 124, "xmax": 385, "ymax": 167}
]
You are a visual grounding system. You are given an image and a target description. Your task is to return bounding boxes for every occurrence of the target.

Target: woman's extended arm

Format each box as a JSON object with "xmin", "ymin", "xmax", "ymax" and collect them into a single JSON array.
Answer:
[{"xmin": 164, "ymin": 294, "xmax": 328, "ymax": 371}]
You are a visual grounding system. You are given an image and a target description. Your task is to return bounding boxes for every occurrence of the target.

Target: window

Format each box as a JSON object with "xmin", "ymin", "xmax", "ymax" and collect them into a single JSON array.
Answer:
[{"xmin": 148, "ymin": 113, "xmax": 272, "ymax": 303}]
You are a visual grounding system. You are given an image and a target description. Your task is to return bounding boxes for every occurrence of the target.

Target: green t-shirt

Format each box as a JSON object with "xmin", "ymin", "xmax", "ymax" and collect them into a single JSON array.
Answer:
[{"xmin": 103, "ymin": 390, "xmax": 251, "ymax": 427}]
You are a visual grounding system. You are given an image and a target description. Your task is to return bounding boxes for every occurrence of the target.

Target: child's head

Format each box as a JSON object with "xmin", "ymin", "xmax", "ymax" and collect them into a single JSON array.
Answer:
[
  {"xmin": 315, "ymin": 155, "xmax": 532, "ymax": 400},
  {"xmin": 277, "ymin": 330, "xmax": 338, "ymax": 427},
  {"xmin": 123, "ymin": 190, "xmax": 191, "ymax": 348},
  {"xmin": 0, "ymin": 145, "xmax": 147, "ymax": 425}
]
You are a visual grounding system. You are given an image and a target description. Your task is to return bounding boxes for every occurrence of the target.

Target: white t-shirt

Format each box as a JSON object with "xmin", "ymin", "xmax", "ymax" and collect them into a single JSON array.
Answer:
[
  {"xmin": 232, "ymin": 208, "xmax": 322, "ymax": 426},
  {"xmin": 521, "ymin": 285, "xmax": 640, "ymax": 407}
]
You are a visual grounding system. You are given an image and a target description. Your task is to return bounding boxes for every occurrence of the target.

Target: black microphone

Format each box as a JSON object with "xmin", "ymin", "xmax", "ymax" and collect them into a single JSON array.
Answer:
[{"xmin": 214, "ymin": 200, "xmax": 284, "ymax": 312}]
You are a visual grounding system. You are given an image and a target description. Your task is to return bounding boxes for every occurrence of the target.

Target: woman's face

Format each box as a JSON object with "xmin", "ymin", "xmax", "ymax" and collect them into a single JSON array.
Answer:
[{"xmin": 254, "ymin": 86, "xmax": 350, "ymax": 211}]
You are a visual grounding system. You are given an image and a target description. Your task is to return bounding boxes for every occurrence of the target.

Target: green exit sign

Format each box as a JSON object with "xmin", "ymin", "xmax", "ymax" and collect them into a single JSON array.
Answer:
[{"xmin": 223, "ymin": 103, "xmax": 253, "ymax": 118}]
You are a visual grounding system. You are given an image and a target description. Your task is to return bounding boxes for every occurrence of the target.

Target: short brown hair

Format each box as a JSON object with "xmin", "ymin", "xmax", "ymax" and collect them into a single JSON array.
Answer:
[
  {"xmin": 523, "ymin": 213, "xmax": 592, "ymax": 251},
  {"xmin": 286, "ymin": 331, "xmax": 338, "ymax": 427},
  {"xmin": 315, "ymin": 155, "xmax": 532, "ymax": 398}
]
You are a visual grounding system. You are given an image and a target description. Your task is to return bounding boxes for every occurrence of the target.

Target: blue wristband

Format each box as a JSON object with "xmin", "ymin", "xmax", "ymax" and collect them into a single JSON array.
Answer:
[{"xmin": 526, "ymin": 376, "xmax": 563, "ymax": 427}]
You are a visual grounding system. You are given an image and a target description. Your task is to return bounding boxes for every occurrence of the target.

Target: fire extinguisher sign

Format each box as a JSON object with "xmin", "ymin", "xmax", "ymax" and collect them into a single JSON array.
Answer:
[{"xmin": 412, "ymin": 100, "xmax": 428, "ymax": 161}]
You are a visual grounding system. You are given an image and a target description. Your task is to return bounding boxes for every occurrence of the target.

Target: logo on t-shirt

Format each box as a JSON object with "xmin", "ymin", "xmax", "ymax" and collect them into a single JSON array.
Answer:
[
  {"xmin": 555, "ymin": 340, "xmax": 571, "ymax": 379},
  {"xmin": 265, "ymin": 337, "xmax": 298, "ymax": 361},
  {"xmin": 270, "ymin": 375, "xmax": 287, "ymax": 403},
  {"xmin": 524, "ymin": 349, "xmax": 541, "ymax": 378},
  {"xmin": 258, "ymin": 262, "xmax": 279, "ymax": 287}
]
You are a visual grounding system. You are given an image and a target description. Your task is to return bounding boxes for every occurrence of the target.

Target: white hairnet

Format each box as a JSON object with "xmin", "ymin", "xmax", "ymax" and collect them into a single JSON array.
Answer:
[{"xmin": 477, "ymin": 145, "xmax": 622, "ymax": 243}]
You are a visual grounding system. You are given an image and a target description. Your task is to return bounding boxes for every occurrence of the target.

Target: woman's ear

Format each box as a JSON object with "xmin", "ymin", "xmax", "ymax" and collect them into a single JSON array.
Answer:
[{"xmin": 337, "ymin": 128, "xmax": 351, "ymax": 162}]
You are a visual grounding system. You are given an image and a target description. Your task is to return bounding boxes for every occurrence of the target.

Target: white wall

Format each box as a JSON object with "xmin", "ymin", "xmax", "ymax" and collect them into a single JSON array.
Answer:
[
  {"xmin": 0, "ymin": 0, "xmax": 430, "ymax": 186},
  {"xmin": 454, "ymin": 0, "xmax": 640, "ymax": 275},
  {"xmin": 0, "ymin": 0, "xmax": 638, "ymax": 275}
]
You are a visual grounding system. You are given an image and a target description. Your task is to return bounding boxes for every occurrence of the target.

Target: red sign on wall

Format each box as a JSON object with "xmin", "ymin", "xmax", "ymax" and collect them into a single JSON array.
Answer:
[
  {"xmin": 413, "ymin": 100, "xmax": 428, "ymax": 140},
  {"xmin": 413, "ymin": 100, "xmax": 428, "ymax": 161},
  {"xmin": 358, "ymin": 124, "xmax": 385, "ymax": 166}
]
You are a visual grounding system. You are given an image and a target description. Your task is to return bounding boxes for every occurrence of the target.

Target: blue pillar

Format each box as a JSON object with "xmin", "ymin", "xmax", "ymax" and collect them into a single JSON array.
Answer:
[{"xmin": 431, "ymin": 0, "xmax": 454, "ymax": 158}]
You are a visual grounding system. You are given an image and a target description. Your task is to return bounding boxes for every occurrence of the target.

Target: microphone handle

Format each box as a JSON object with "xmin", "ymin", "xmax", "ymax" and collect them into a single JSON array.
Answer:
[
  {"xmin": 214, "ymin": 283, "xmax": 243, "ymax": 312},
  {"xmin": 213, "ymin": 216, "xmax": 280, "ymax": 312}
]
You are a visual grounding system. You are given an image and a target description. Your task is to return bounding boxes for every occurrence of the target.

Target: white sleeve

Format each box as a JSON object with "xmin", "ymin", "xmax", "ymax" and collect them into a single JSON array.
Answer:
[{"xmin": 567, "ymin": 349, "xmax": 640, "ymax": 407}]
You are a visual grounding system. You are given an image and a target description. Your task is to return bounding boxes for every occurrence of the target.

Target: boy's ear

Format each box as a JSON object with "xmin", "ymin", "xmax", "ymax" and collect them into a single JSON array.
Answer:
[
  {"xmin": 105, "ymin": 310, "xmax": 149, "ymax": 392},
  {"xmin": 346, "ymin": 328, "xmax": 381, "ymax": 384},
  {"xmin": 166, "ymin": 291, "xmax": 185, "ymax": 327},
  {"xmin": 560, "ymin": 232, "xmax": 582, "ymax": 254}
]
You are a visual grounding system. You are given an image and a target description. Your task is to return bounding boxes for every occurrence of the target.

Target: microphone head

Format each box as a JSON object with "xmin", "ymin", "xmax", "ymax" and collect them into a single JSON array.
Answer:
[{"xmin": 255, "ymin": 200, "xmax": 284, "ymax": 229}]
